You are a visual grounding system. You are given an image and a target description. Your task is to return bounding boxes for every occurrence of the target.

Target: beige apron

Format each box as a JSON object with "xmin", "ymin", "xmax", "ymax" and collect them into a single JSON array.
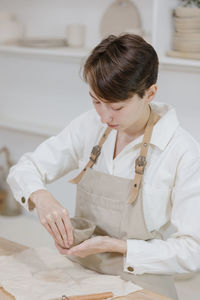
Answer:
[{"xmin": 68, "ymin": 108, "xmax": 179, "ymax": 300}]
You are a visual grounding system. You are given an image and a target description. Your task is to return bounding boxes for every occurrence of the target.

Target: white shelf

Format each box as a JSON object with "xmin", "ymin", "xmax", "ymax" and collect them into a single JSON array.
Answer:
[
  {"xmin": 0, "ymin": 45, "xmax": 91, "ymax": 62},
  {"xmin": 159, "ymin": 56, "xmax": 200, "ymax": 72},
  {"xmin": 0, "ymin": 45, "xmax": 199, "ymax": 71},
  {"xmin": 0, "ymin": 115, "xmax": 60, "ymax": 137}
]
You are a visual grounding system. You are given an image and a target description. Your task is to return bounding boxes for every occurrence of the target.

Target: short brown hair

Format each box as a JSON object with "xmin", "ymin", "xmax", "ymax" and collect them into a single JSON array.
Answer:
[{"xmin": 83, "ymin": 34, "xmax": 159, "ymax": 102}]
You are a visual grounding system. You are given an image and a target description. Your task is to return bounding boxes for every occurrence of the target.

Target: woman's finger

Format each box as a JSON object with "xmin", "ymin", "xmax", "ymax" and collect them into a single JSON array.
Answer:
[
  {"xmin": 54, "ymin": 240, "xmax": 71, "ymax": 255},
  {"xmin": 55, "ymin": 218, "xmax": 69, "ymax": 248},
  {"xmin": 51, "ymin": 210, "xmax": 69, "ymax": 248},
  {"xmin": 48, "ymin": 219, "xmax": 66, "ymax": 247},
  {"xmin": 61, "ymin": 210, "xmax": 74, "ymax": 246},
  {"xmin": 41, "ymin": 218, "xmax": 63, "ymax": 245}
]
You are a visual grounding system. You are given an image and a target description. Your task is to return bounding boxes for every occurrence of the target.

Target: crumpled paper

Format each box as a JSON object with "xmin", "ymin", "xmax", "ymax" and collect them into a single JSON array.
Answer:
[{"xmin": 0, "ymin": 247, "xmax": 142, "ymax": 300}]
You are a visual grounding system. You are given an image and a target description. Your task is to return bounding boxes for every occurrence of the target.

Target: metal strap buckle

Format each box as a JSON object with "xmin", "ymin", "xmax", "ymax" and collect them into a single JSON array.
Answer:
[
  {"xmin": 135, "ymin": 155, "xmax": 147, "ymax": 175},
  {"xmin": 61, "ymin": 295, "xmax": 69, "ymax": 300},
  {"xmin": 90, "ymin": 145, "xmax": 101, "ymax": 163}
]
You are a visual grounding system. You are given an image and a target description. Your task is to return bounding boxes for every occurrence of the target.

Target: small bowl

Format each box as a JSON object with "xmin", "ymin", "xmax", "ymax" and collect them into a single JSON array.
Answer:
[
  {"xmin": 70, "ymin": 217, "xmax": 96, "ymax": 247},
  {"xmin": 174, "ymin": 7, "xmax": 200, "ymax": 18},
  {"xmin": 174, "ymin": 32, "xmax": 200, "ymax": 40},
  {"xmin": 173, "ymin": 39, "xmax": 200, "ymax": 52},
  {"xmin": 174, "ymin": 17, "xmax": 200, "ymax": 32}
]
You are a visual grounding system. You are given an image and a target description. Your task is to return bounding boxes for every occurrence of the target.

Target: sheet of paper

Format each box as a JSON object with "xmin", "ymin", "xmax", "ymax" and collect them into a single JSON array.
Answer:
[{"xmin": 0, "ymin": 247, "xmax": 142, "ymax": 300}]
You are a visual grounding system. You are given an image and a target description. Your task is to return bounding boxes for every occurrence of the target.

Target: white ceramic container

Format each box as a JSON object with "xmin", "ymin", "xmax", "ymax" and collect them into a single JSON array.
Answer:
[
  {"xmin": 66, "ymin": 24, "xmax": 86, "ymax": 48},
  {"xmin": 0, "ymin": 11, "xmax": 25, "ymax": 44}
]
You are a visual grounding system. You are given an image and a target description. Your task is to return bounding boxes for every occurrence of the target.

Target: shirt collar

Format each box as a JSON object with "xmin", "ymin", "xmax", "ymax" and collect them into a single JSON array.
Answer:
[
  {"xmin": 101, "ymin": 101, "xmax": 180, "ymax": 152},
  {"xmin": 149, "ymin": 101, "xmax": 180, "ymax": 151}
]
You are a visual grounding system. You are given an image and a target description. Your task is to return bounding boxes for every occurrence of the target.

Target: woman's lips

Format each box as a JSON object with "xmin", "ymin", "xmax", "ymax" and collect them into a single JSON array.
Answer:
[{"xmin": 108, "ymin": 124, "xmax": 118, "ymax": 128}]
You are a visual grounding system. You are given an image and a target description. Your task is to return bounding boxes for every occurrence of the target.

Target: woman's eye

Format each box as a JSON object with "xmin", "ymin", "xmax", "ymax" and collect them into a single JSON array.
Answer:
[{"xmin": 112, "ymin": 107, "xmax": 123, "ymax": 111}]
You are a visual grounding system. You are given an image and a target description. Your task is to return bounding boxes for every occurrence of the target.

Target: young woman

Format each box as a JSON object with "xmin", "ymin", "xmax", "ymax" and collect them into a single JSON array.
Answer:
[{"xmin": 7, "ymin": 34, "xmax": 200, "ymax": 300}]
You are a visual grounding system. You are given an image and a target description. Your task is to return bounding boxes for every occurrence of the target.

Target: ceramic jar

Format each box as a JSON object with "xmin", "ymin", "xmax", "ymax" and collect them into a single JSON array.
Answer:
[
  {"xmin": 0, "ymin": 12, "xmax": 25, "ymax": 44},
  {"xmin": 66, "ymin": 24, "xmax": 86, "ymax": 48}
]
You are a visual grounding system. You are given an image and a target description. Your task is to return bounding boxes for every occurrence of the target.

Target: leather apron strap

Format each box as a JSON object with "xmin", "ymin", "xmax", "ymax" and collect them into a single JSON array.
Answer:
[
  {"xmin": 68, "ymin": 126, "xmax": 112, "ymax": 184},
  {"xmin": 129, "ymin": 106, "xmax": 156, "ymax": 204},
  {"xmin": 69, "ymin": 106, "xmax": 156, "ymax": 204}
]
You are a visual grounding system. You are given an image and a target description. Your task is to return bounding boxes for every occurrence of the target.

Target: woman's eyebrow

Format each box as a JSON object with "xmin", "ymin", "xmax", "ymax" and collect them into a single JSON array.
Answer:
[{"xmin": 89, "ymin": 91, "xmax": 120, "ymax": 105}]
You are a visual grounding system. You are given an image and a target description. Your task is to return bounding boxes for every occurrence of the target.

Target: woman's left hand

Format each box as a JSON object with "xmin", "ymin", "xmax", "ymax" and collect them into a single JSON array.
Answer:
[{"xmin": 54, "ymin": 236, "xmax": 127, "ymax": 257}]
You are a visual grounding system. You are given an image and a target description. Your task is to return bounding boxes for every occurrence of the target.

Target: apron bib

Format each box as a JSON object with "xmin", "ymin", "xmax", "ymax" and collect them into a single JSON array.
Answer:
[{"xmin": 68, "ymin": 107, "xmax": 179, "ymax": 300}]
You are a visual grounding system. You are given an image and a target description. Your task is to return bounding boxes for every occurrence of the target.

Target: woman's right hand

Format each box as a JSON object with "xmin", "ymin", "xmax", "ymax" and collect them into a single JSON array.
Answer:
[{"xmin": 29, "ymin": 189, "xmax": 73, "ymax": 249}]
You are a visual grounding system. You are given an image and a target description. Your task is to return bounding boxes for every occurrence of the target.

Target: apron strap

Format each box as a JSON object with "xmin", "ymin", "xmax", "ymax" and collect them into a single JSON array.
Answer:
[
  {"xmin": 69, "ymin": 106, "xmax": 157, "ymax": 205},
  {"xmin": 68, "ymin": 126, "xmax": 112, "ymax": 184},
  {"xmin": 128, "ymin": 106, "xmax": 156, "ymax": 203}
]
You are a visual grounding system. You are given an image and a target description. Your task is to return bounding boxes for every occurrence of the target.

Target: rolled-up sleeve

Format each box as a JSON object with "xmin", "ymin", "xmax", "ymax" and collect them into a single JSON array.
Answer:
[
  {"xmin": 7, "ymin": 118, "xmax": 82, "ymax": 211},
  {"xmin": 124, "ymin": 150, "xmax": 200, "ymax": 275}
]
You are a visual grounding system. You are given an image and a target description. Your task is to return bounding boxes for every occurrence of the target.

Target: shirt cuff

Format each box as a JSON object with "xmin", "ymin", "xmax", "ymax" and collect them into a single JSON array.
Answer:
[
  {"xmin": 18, "ymin": 186, "xmax": 47, "ymax": 211},
  {"xmin": 7, "ymin": 175, "xmax": 47, "ymax": 211},
  {"xmin": 123, "ymin": 239, "xmax": 162, "ymax": 275}
]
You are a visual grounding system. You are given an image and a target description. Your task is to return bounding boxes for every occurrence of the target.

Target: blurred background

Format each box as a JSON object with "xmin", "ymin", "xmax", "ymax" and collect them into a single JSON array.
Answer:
[{"xmin": 0, "ymin": 1, "xmax": 199, "ymax": 298}]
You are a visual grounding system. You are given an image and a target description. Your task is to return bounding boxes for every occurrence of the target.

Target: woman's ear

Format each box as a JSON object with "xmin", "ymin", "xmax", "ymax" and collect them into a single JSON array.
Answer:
[{"xmin": 145, "ymin": 84, "xmax": 158, "ymax": 102}]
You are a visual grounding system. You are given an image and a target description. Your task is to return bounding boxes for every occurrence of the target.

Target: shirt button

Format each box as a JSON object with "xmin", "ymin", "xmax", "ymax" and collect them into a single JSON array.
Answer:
[
  {"xmin": 21, "ymin": 197, "xmax": 26, "ymax": 203},
  {"xmin": 127, "ymin": 266, "xmax": 134, "ymax": 272}
]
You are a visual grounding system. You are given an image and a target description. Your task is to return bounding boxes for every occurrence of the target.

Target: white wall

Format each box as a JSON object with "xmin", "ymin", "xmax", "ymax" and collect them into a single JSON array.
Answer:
[{"xmin": 157, "ymin": 67, "xmax": 200, "ymax": 142}]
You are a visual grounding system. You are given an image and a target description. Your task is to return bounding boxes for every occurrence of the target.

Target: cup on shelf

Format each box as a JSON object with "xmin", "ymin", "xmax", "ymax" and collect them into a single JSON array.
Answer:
[
  {"xmin": 66, "ymin": 24, "xmax": 86, "ymax": 48},
  {"xmin": 0, "ymin": 11, "xmax": 25, "ymax": 44}
]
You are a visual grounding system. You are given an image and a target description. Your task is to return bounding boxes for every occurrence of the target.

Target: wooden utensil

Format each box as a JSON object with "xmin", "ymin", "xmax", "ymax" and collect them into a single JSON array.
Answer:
[{"xmin": 50, "ymin": 291, "xmax": 113, "ymax": 300}]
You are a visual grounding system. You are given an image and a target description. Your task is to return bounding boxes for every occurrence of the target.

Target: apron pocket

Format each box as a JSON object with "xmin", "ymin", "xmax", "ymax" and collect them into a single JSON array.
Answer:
[{"xmin": 75, "ymin": 186, "xmax": 124, "ymax": 238}]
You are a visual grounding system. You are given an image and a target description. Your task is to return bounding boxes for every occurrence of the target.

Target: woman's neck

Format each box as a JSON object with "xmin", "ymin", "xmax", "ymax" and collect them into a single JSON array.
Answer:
[{"xmin": 122, "ymin": 104, "xmax": 151, "ymax": 140}]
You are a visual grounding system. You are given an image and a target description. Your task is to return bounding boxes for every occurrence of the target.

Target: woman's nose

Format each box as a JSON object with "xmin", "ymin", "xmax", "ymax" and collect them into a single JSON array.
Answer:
[{"xmin": 100, "ymin": 110, "xmax": 113, "ymax": 124}]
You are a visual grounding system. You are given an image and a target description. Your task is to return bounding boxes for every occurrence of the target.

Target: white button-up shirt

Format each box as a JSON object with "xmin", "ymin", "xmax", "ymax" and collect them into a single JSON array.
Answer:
[{"xmin": 7, "ymin": 101, "xmax": 200, "ymax": 275}]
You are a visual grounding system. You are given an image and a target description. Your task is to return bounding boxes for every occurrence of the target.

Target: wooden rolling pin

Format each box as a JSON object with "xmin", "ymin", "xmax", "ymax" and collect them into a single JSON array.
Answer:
[{"xmin": 51, "ymin": 291, "xmax": 113, "ymax": 300}]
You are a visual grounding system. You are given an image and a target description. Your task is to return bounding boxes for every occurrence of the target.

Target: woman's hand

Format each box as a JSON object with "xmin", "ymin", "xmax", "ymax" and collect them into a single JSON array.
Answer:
[
  {"xmin": 54, "ymin": 236, "xmax": 127, "ymax": 257},
  {"xmin": 29, "ymin": 189, "xmax": 73, "ymax": 248}
]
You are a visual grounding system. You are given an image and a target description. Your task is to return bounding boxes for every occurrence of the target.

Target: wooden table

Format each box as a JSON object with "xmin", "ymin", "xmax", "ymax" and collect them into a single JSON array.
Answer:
[
  {"xmin": 0, "ymin": 237, "xmax": 28, "ymax": 299},
  {"xmin": 0, "ymin": 237, "xmax": 171, "ymax": 300}
]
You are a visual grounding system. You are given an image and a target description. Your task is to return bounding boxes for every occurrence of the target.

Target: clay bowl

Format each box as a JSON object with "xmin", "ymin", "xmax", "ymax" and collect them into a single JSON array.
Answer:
[{"xmin": 70, "ymin": 217, "xmax": 96, "ymax": 247}]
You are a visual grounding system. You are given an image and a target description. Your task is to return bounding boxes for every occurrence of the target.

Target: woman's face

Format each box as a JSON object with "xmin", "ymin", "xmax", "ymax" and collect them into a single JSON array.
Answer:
[{"xmin": 89, "ymin": 85, "xmax": 157, "ymax": 132}]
